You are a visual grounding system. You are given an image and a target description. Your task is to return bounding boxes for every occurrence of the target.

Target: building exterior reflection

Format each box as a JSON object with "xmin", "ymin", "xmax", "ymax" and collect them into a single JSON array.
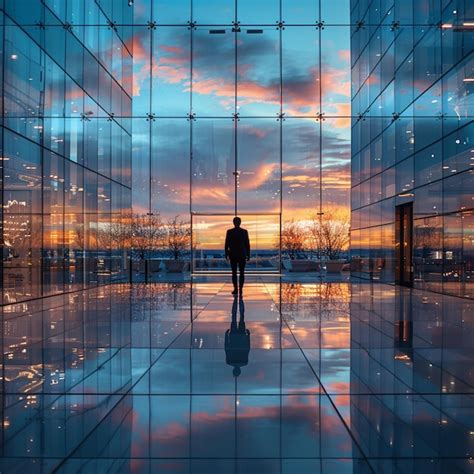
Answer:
[
  {"xmin": 350, "ymin": 0, "xmax": 474, "ymax": 299},
  {"xmin": 1, "ymin": 1, "xmax": 132, "ymax": 304}
]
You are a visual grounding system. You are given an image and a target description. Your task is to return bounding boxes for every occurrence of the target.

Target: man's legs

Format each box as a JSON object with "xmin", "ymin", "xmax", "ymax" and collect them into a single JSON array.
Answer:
[
  {"xmin": 230, "ymin": 259, "xmax": 238, "ymax": 293},
  {"xmin": 238, "ymin": 259, "xmax": 246, "ymax": 292}
]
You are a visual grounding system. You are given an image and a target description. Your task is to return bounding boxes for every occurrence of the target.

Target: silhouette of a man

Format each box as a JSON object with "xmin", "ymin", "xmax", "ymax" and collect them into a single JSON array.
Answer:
[
  {"xmin": 225, "ymin": 216, "xmax": 250, "ymax": 296},
  {"xmin": 225, "ymin": 297, "xmax": 250, "ymax": 377}
]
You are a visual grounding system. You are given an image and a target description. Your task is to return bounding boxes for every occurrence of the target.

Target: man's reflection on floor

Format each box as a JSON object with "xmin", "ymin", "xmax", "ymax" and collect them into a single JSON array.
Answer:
[{"xmin": 225, "ymin": 296, "xmax": 251, "ymax": 377}]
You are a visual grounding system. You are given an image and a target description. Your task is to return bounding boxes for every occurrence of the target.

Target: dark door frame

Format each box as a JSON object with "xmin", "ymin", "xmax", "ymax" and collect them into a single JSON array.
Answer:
[{"xmin": 395, "ymin": 202, "xmax": 414, "ymax": 287}]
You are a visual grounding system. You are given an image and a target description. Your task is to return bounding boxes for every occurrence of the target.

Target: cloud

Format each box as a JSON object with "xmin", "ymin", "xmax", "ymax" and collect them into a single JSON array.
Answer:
[
  {"xmin": 129, "ymin": 28, "xmax": 353, "ymax": 216},
  {"xmin": 130, "ymin": 29, "xmax": 351, "ymax": 116},
  {"xmin": 338, "ymin": 50, "xmax": 351, "ymax": 62}
]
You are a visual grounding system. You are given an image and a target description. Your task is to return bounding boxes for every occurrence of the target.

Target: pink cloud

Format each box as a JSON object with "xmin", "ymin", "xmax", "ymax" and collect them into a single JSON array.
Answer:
[{"xmin": 338, "ymin": 50, "xmax": 351, "ymax": 62}]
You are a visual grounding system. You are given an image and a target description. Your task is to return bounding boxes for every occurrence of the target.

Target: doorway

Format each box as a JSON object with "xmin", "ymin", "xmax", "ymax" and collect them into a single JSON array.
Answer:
[
  {"xmin": 395, "ymin": 203, "xmax": 413, "ymax": 287},
  {"xmin": 191, "ymin": 213, "xmax": 281, "ymax": 274}
]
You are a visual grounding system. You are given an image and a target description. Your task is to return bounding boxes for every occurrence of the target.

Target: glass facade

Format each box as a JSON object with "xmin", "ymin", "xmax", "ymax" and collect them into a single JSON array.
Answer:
[
  {"xmin": 0, "ymin": 1, "xmax": 133, "ymax": 304},
  {"xmin": 131, "ymin": 0, "xmax": 351, "ymax": 270},
  {"xmin": 350, "ymin": 0, "xmax": 474, "ymax": 298}
]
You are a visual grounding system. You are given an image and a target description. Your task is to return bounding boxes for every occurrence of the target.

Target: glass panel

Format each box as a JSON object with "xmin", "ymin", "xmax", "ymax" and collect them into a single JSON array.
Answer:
[
  {"xmin": 193, "ymin": 0, "xmax": 234, "ymax": 24},
  {"xmin": 321, "ymin": 27, "xmax": 351, "ymax": 115},
  {"xmin": 321, "ymin": 0, "xmax": 350, "ymax": 24},
  {"xmin": 282, "ymin": 119, "xmax": 320, "ymax": 224},
  {"xmin": 192, "ymin": 27, "xmax": 235, "ymax": 116},
  {"xmin": 237, "ymin": 118, "xmax": 281, "ymax": 213},
  {"xmin": 153, "ymin": 0, "xmax": 190, "ymax": 24},
  {"xmin": 131, "ymin": 118, "xmax": 151, "ymax": 214},
  {"xmin": 321, "ymin": 118, "xmax": 351, "ymax": 216},
  {"xmin": 237, "ymin": 0, "xmax": 279, "ymax": 24},
  {"xmin": 131, "ymin": 27, "xmax": 152, "ymax": 116},
  {"xmin": 237, "ymin": 27, "xmax": 279, "ymax": 116},
  {"xmin": 151, "ymin": 119, "xmax": 190, "ymax": 219},
  {"xmin": 282, "ymin": 27, "xmax": 320, "ymax": 117},
  {"xmin": 413, "ymin": 216, "xmax": 443, "ymax": 293},
  {"xmin": 191, "ymin": 119, "xmax": 235, "ymax": 213},
  {"xmin": 152, "ymin": 27, "xmax": 190, "ymax": 116},
  {"xmin": 282, "ymin": 0, "xmax": 317, "ymax": 25}
]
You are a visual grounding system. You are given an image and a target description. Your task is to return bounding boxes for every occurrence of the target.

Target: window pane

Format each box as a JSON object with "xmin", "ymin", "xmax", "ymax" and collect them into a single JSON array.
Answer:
[
  {"xmin": 282, "ymin": 119, "xmax": 320, "ymax": 223},
  {"xmin": 282, "ymin": 27, "xmax": 320, "ymax": 117},
  {"xmin": 237, "ymin": 27, "xmax": 279, "ymax": 116},
  {"xmin": 192, "ymin": 119, "xmax": 235, "ymax": 213},
  {"xmin": 151, "ymin": 119, "xmax": 190, "ymax": 218},
  {"xmin": 152, "ymin": 27, "xmax": 190, "ymax": 116},
  {"xmin": 192, "ymin": 27, "xmax": 235, "ymax": 116},
  {"xmin": 237, "ymin": 118, "xmax": 281, "ymax": 213}
]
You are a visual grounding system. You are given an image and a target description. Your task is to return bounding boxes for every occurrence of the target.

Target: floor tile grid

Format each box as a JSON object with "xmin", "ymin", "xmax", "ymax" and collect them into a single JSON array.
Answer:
[
  {"xmin": 339, "ymin": 285, "xmax": 474, "ymax": 469},
  {"xmin": 60, "ymin": 283, "xmax": 358, "ymax": 467},
  {"xmin": 47, "ymin": 283, "xmax": 227, "ymax": 472},
  {"xmin": 261, "ymin": 280, "xmax": 377, "ymax": 473},
  {"xmin": 1, "ymin": 287, "xmax": 138, "ymax": 450},
  {"xmin": 1, "ymin": 282, "xmax": 223, "ymax": 459}
]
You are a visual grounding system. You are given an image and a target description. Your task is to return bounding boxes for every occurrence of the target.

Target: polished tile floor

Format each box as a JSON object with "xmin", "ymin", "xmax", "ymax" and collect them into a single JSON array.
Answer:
[{"xmin": 0, "ymin": 280, "xmax": 473, "ymax": 473}]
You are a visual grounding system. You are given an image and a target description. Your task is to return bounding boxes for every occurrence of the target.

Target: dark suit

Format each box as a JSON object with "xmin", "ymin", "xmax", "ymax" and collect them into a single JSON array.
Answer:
[{"xmin": 225, "ymin": 227, "xmax": 250, "ymax": 290}]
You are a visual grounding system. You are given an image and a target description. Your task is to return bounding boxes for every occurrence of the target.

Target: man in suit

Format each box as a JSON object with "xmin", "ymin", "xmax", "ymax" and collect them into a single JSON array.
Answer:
[{"xmin": 224, "ymin": 217, "xmax": 250, "ymax": 296}]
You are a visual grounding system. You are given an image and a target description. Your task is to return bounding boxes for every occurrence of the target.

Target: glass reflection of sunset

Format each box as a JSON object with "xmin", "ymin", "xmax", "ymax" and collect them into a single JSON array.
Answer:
[{"xmin": 131, "ymin": 1, "xmax": 351, "ymax": 249}]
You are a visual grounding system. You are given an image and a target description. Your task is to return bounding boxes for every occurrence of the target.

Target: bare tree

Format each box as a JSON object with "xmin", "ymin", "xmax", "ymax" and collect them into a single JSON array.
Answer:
[
  {"xmin": 309, "ymin": 209, "xmax": 350, "ymax": 260},
  {"xmin": 108, "ymin": 216, "xmax": 133, "ymax": 251},
  {"xmin": 413, "ymin": 224, "xmax": 440, "ymax": 258},
  {"xmin": 130, "ymin": 213, "xmax": 165, "ymax": 260},
  {"xmin": 93, "ymin": 222, "xmax": 112, "ymax": 251},
  {"xmin": 166, "ymin": 216, "xmax": 191, "ymax": 260},
  {"xmin": 73, "ymin": 225, "xmax": 85, "ymax": 251},
  {"xmin": 280, "ymin": 220, "xmax": 308, "ymax": 260}
]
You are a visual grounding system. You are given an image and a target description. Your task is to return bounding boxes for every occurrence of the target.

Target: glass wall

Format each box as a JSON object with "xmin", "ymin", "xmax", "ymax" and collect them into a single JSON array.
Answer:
[
  {"xmin": 1, "ymin": 1, "xmax": 133, "ymax": 304},
  {"xmin": 131, "ymin": 0, "xmax": 352, "ymax": 269},
  {"xmin": 350, "ymin": 0, "xmax": 474, "ymax": 298}
]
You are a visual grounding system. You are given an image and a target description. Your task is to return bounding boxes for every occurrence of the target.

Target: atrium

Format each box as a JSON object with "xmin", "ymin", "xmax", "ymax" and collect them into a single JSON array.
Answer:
[{"xmin": 0, "ymin": 0, "xmax": 472, "ymax": 472}]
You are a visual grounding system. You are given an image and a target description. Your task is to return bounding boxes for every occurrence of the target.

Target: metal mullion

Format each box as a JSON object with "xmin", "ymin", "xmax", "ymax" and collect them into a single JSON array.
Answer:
[
  {"xmin": 279, "ymin": 0, "xmax": 283, "ymax": 275},
  {"xmin": 190, "ymin": 0, "xmax": 195, "ymax": 456},
  {"xmin": 318, "ymin": 15, "xmax": 323, "ymax": 248},
  {"xmin": 234, "ymin": 0, "xmax": 238, "ymax": 216},
  {"xmin": 0, "ymin": 6, "xmax": 4, "ymax": 448},
  {"xmin": 189, "ymin": 3, "xmax": 194, "ymax": 201},
  {"xmin": 148, "ymin": 24, "xmax": 153, "ymax": 217}
]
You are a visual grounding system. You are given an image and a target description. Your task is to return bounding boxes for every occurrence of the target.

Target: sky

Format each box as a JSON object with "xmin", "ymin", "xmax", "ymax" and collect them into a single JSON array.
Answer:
[{"xmin": 130, "ymin": 0, "xmax": 352, "ymax": 248}]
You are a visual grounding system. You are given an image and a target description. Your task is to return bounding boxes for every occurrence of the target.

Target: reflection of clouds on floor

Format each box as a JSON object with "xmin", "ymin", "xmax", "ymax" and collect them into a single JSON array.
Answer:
[{"xmin": 3, "ymin": 281, "xmax": 473, "ymax": 472}]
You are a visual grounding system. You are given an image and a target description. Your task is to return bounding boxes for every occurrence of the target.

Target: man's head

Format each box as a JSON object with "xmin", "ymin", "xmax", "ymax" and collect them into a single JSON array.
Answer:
[{"xmin": 233, "ymin": 216, "xmax": 241, "ymax": 227}]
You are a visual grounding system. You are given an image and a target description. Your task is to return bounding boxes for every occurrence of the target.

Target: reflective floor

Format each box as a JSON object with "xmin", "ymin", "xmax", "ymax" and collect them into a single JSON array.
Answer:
[{"xmin": 0, "ymin": 280, "xmax": 473, "ymax": 473}]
